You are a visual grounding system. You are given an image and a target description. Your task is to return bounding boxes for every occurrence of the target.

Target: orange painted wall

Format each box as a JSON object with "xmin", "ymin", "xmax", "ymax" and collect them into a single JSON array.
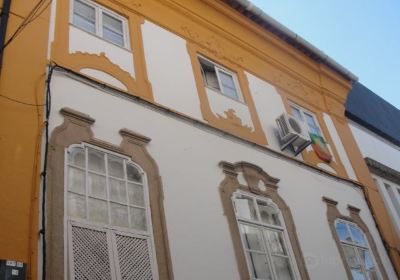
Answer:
[{"xmin": 0, "ymin": 1, "xmax": 51, "ymax": 279}]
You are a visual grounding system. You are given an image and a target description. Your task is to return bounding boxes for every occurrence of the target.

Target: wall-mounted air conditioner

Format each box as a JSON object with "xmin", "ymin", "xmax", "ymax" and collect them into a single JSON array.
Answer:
[{"xmin": 276, "ymin": 113, "xmax": 311, "ymax": 155}]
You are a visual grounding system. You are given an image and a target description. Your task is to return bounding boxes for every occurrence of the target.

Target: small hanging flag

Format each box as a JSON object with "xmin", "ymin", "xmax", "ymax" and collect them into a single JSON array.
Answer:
[{"xmin": 309, "ymin": 133, "xmax": 332, "ymax": 163}]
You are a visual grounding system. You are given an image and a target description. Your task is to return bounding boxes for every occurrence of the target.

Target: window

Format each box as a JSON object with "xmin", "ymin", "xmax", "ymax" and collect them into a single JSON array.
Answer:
[
  {"xmin": 383, "ymin": 182, "xmax": 400, "ymax": 218},
  {"xmin": 198, "ymin": 56, "xmax": 242, "ymax": 101},
  {"xmin": 233, "ymin": 192, "xmax": 296, "ymax": 280},
  {"xmin": 72, "ymin": 0, "xmax": 129, "ymax": 48},
  {"xmin": 335, "ymin": 220, "xmax": 380, "ymax": 280},
  {"xmin": 66, "ymin": 144, "xmax": 155, "ymax": 279},
  {"xmin": 290, "ymin": 104, "xmax": 322, "ymax": 137}
]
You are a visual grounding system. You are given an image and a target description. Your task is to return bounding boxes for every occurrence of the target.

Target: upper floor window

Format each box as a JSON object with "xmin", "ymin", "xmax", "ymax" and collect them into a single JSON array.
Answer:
[
  {"xmin": 198, "ymin": 55, "xmax": 242, "ymax": 101},
  {"xmin": 290, "ymin": 104, "xmax": 322, "ymax": 137},
  {"xmin": 66, "ymin": 144, "xmax": 155, "ymax": 279},
  {"xmin": 233, "ymin": 192, "xmax": 296, "ymax": 280},
  {"xmin": 72, "ymin": 0, "xmax": 129, "ymax": 48},
  {"xmin": 335, "ymin": 220, "xmax": 380, "ymax": 279}
]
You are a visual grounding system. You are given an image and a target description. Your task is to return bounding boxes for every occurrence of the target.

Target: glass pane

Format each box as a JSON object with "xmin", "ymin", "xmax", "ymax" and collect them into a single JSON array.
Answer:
[
  {"xmin": 68, "ymin": 193, "xmax": 86, "ymax": 219},
  {"xmin": 350, "ymin": 225, "xmax": 367, "ymax": 246},
  {"xmin": 73, "ymin": 0, "xmax": 96, "ymax": 33},
  {"xmin": 103, "ymin": 13, "xmax": 123, "ymax": 33},
  {"xmin": 107, "ymin": 155, "xmax": 124, "ymax": 178},
  {"xmin": 234, "ymin": 195, "xmax": 257, "ymax": 221},
  {"xmin": 109, "ymin": 178, "xmax": 127, "ymax": 204},
  {"xmin": 127, "ymin": 183, "xmax": 145, "ymax": 207},
  {"xmin": 127, "ymin": 164, "xmax": 142, "ymax": 182},
  {"xmin": 351, "ymin": 268, "xmax": 366, "ymax": 280},
  {"xmin": 88, "ymin": 149, "xmax": 105, "ymax": 173},
  {"xmin": 249, "ymin": 252, "xmax": 271, "ymax": 280},
  {"xmin": 103, "ymin": 14, "xmax": 124, "ymax": 46},
  {"xmin": 240, "ymin": 224, "xmax": 264, "ymax": 251},
  {"xmin": 272, "ymin": 256, "xmax": 293, "ymax": 280},
  {"xmin": 358, "ymin": 249, "xmax": 375, "ymax": 270},
  {"xmin": 88, "ymin": 172, "xmax": 107, "ymax": 199},
  {"xmin": 291, "ymin": 106, "xmax": 303, "ymax": 121},
  {"xmin": 257, "ymin": 200, "xmax": 281, "ymax": 226},
  {"xmin": 67, "ymin": 166, "xmax": 85, "ymax": 194},
  {"xmin": 304, "ymin": 113, "xmax": 321, "ymax": 136},
  {"xmin": 265, "ymin": 230, "xmax": 287, "ymax": 256},
  {"xmin": 129, "ymin": 207, "xmax": 147, "ymax": 231},
  {"xmin": 336, "ymin": 221, "xmax": 352, "ymax": 243},
  {"xmin": 343, "ymin": 245, "xmax": 361, "ymax": 269},
  {"xmin": 88, "ymin": 198, "xmax": 108, "ymax": 224},
  {"xmin": 218, "ymin": 70, "xmax": 238, "ymax": 99},
  {"xmin": 110, "ymin": 203, "xmax": 129, "ymax": 228},
  {"xmin": 68, "ymin": 147, "xmax": 85, "ymax": 167}
]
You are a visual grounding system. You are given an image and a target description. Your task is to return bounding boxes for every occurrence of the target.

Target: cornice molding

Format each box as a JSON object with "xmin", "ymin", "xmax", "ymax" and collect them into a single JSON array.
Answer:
[{"xmin": 365, "ymin": 157, "xmax": 400, "ymax": 185}]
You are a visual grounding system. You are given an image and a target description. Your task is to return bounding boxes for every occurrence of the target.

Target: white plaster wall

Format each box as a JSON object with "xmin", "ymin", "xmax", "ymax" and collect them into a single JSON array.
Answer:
[
  {"xmin": 350, "ymin": 121, "xmax": 400, "ymax": 172},
  {"xmin": 323, "ymin": 113, "xmax": 357, "ymax": 180},
  {"xmin": 80, "ymin": 68, "xmax": 127, "ymax": 91},
  {"xmin": 48, "ymin": 72, "xmax": 397, "ymax": 280},
  {"xmin": 141, "ymin": 21, "xmax": 203, "ymax": 120},
  {"xmin": 69, "ymin": 26, "xmax": 135, "ymax": 77},
  {"xmin": 206, "ymin": 88, "xmax": 254, "ymax": 129}
]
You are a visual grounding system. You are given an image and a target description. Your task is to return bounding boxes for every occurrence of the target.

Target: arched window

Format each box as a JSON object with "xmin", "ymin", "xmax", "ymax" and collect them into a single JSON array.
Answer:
[
  {"xmin": 66, "ymin": 144, "xmax": 155, "ymax": 280},
  {"xmin": 232, "ymin": 191, "xmax": 296, "ymax": 280},
  {"xmin": 335, "ymin": 219, "xmax": 380, "ymax": 280}
]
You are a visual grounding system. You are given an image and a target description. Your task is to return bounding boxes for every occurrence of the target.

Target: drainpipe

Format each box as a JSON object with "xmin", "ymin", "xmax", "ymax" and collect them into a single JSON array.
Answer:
[{"xmin": 0, "ymin": 0, "xmax": 12, "ymax": 74}]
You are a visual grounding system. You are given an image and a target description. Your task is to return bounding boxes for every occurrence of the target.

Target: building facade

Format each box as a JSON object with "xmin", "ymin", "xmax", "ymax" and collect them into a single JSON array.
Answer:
[{"xmin": 0, "ymin": 0, "xmax": 399, "ymax": 279}]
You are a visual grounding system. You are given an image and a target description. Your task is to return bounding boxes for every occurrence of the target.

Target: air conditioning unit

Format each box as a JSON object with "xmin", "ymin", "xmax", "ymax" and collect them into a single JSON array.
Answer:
[{"xmin": 276, "ymin": 113, "xmax": 311, "ymax": 155}]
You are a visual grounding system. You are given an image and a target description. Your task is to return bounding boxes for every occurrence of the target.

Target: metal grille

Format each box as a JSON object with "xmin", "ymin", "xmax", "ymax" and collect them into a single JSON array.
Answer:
[
  {"xmin": 115, "ymin": 234, "xmax": 153, "ymax": 280},
  {"xmin": 71, "ymin": 225, "xmax": 113, "ymax": 280}
]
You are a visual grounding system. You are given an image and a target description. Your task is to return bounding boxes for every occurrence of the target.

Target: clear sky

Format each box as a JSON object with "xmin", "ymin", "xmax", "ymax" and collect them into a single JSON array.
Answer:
[{"xmin": 249, "ymin": 0, "xmax": 400, "ymax": 109}]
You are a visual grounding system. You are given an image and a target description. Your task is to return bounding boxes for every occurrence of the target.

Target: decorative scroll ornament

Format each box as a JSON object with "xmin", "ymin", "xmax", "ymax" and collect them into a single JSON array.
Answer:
[{"xmin": 217, "ymin": 109, "xmax": 253, "ymax": 133}]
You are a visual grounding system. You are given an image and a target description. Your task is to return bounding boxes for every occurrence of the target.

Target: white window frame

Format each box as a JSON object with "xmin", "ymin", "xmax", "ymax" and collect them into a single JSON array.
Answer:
[
  {"xmin": 232, "ymin": 191, "xmax": 300, "ymax": 280},
  {"xmin": 198, "ymin": 55, "xmax": 244, "ymax": 102},
  {"xmin": 289, "ymin": 103, "xmax": 324, "ymax": 137},
  {"xmin": 64, "ymin": 143, "xmax": 159, "ymax": 280},
  {"xmin": 70, "ymin": 0, "xmax": 130, "ymax": 49},
  {"xmin": 335, "ymin": 219, "xmax": 382, "ymax": 279}
]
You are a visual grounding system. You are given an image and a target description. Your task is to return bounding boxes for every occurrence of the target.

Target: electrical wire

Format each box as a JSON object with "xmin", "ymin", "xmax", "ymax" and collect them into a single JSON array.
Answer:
[
  {"xmin": 0, "ymin": 93, "xmax": 45, "ymax": 106},
  {"xmin": 1, "ymin": 0, "xmax": 51, "ymax": 53},
  {"xmin": 39, "ymin": 63, "xmax": 55, "ymax": 280}
]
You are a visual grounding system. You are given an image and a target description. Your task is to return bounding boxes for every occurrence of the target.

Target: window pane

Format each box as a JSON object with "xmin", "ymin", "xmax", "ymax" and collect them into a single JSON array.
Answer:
[
  {"xmin": 68, "ymin": 193, "xmax": 86, "ymax": 219},
  {"xmin": 218, "ymin": 70, "xmax": 239, "ymax": 100},
  {"xmin": 257, "ymin": 200, "xmax": 281, "ymax": 226},
  {"xmin": 336, "ymin": 221, "xmax": 352, "ymax": 243},
  {"xmin": 68, "ymin": 166, "xmax": 85, "ymax": 194},
  {"xmin": 110, "ymin": 203, "xmax": 129, "ymax": 228},
  {"xmin": 351, "ymin": 268, "xmax": 367, "ymax": 280},
  {"xmin": 234, "ymin": 195, "xmax": 257, "ymax": 221},
  {"xmin": 127, "ymin": 183, "xmax": 145, "ymax": 207},
  {"xmin": 68, "ymin": 147, "xmax": 85, "ymax": 167},
  {"xmin": 265, "ymin": 230, "xmax": 287, "ymax": 256},
  {"xmin": 291, "ymin": 107, "xmax": 303, "ymax": 121},
  {"xmin": 88, "ymin": 198, "xmax": 108, "ymax": 224},
  {"xmin": 199, "ymin": 58, "xmax": 220, "ymax": 90},
  {"xmin": 88, "ymin": 149, "xmax": 105, "ymax": 173},
  {"xmin": 249, "ymin": 252, "xmax": 271, "ymax": 280},
  {"xmin": 240, "ymin": 224, "xmax": 264, "ymax": 251},
  {"xmin": 129, "ymin": 207, "xmax": 147, "ymax": 231},
  {"xmin": 127, "ymin": 164, "xmax": 142, "ymax": 182},
  {"xmin": 272, "ymin": 256, "xmax": 293, "ymax": 280},
  {"xmin": 102, "ymin": 13, "xmax": 124, "ymax": 46},
  {"xmin": 358, "ymin": 249, "xmax": 375, "ymax": 270},
  {"xmin": 109, "ymin": 178, "xmax": 127, "ymax": 204},
  {"xmin": 304, "ymin": 113, "xmax": 321, "ymax": 136},
  {"xmin": 73, "ymin": 0, "xmax": 96, "ymax": 33},
  {"xmin": 103, "ymin": 27, "xmax": 124, "ymax": 46},
  {"xmin": 107, "ymin": 155, "xmax": 124, "ymax": 178},
  {"xmin": 88, "ymin": 172, "xmax": 107, "ymax": 199},
  {"xmin": 343, "ymin": 245, "xmax": 361, "ymax": 269},
  {"xmin": 350, "ymin": 225, "xmax": 367, "ymax": 246}
]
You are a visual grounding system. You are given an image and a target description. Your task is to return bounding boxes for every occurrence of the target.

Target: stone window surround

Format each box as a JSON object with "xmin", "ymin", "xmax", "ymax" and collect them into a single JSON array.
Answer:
[
  {"xmin": 219, "ymin": 161, "xmax": 310, "ymax": 280},
  {"xmin": 45, "ymin": 107, "xmax": 173, "ymax": 279},
  {"xmin": 322, "ymin": 196, "xmax": 389, "ymax": 280}
]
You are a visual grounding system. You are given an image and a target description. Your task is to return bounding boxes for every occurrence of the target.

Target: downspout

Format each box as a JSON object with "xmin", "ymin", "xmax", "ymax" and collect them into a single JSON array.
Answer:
[
  {"xmin": 231, "ymin": 0, "xmax": 358, "ymax": 82},
  {"xmin": 0, "ymin": 0, "xmax": 11, "ymax": 75}
]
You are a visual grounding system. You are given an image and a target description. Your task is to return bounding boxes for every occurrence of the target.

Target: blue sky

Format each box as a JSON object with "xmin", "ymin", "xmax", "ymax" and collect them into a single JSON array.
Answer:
[{"xmin": 249, "ymin": 0, "xmax": 400, "ymax": 109}]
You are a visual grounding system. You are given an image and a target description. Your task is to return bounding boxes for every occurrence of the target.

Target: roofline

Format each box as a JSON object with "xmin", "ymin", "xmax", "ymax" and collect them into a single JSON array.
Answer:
[{"xmin": 224, "ymin": 0, "xmax": 359, "ymax": 82}]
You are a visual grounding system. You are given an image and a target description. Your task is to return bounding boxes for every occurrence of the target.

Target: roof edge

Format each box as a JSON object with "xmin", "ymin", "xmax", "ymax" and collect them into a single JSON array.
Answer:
[{"xmin": 225, "ymin": 0, "xmax": 358, "ymax": 82}]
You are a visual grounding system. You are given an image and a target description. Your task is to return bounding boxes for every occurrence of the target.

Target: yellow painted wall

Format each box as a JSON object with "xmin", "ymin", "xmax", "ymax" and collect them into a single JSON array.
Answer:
[{"xmin": 0, "ymin": 1, "xmax": 51, "ymax": 279}]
